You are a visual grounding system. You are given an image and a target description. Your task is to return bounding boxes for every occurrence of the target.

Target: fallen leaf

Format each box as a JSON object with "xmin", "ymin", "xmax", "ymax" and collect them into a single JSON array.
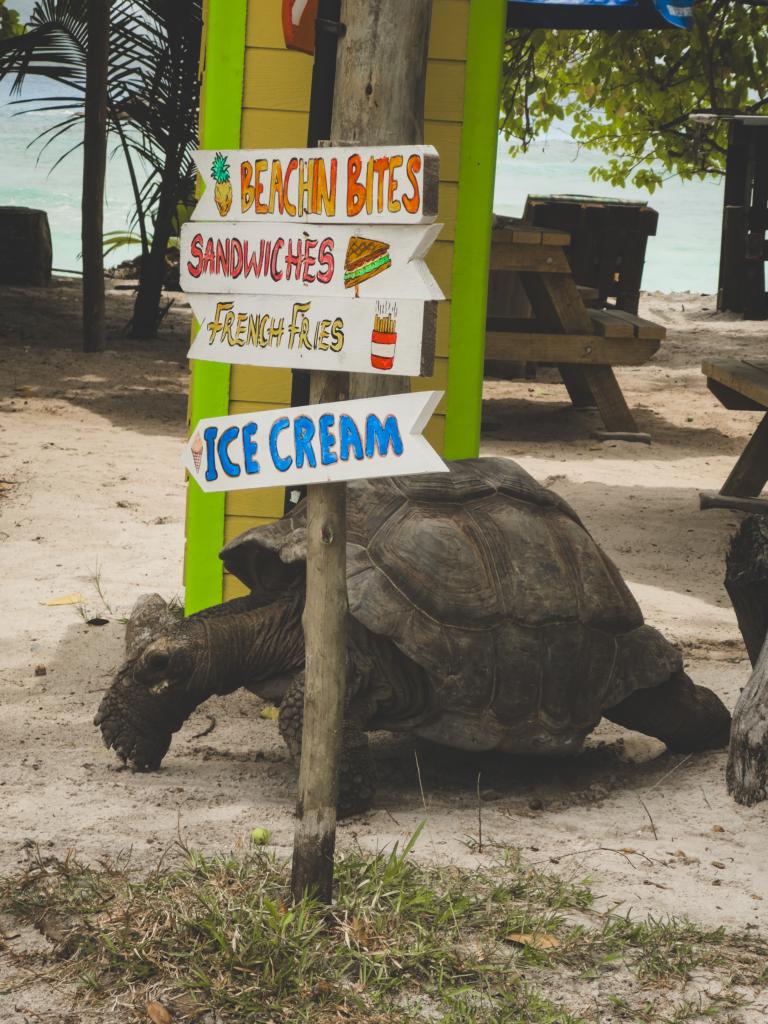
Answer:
[
  {"xmin": 711, "ymin": 860, "xmax": 726, "ymax": 869},
  {"xmin": 86, "ymin": 617, "xmax": 109, "ymax": 626},
  {"xmin": 506, "ymin": 932, "xmax": 560, "ymax": 950},
  {"xmin": 147, "ymin": 1000, "xmax": 173, "ymax": 1024},
  {"xmin": 712, "ymin": 825, "xmax": 725, "ymax": 833},
  {"xmin": 260, "ymin": 705, "xmax": 279, "ymax": 720},
  {"xmin": 42, "ymin": 593, "xmax": 85, "ymax": 607},
  {"xmin": 619, "ymin": 847, "xmax": 637, "ymax": 854}
]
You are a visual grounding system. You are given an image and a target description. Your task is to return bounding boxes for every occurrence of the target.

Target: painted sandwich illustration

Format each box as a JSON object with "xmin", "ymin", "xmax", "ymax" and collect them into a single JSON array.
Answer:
[
  {"xmin": 344, "ymin": 236, "xmax": 392, "ymax": 289},
  {"xmin": 211, "ymin": 152, "xmax": 233, "ymax": 217}
]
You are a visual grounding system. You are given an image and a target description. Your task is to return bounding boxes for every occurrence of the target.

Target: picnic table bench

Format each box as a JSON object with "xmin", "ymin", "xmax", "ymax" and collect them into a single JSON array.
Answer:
[
  {"xmin": 486, "ymin": 221, "xmax": 666, "ymax": 434},
  {"xmin": 702, "ymin": 358, "xmax": 768, "ymax": 497}
]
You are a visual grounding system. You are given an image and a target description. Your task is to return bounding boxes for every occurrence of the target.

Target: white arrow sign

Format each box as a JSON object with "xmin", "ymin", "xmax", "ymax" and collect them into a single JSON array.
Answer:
[
  {"xmin": 191, "ymin": 145, "xmax": 438, "ymax": 224},
  {"xmin": 187, "ymin": 294, "xmax": 436, "ymax": 377},
  {"xmin": 179, "ymin": 221, "xmax": 443, "ymax": 301},
  {"xmin": 183, "ymin": 391, "xmax": 446, "ymax": 492}
]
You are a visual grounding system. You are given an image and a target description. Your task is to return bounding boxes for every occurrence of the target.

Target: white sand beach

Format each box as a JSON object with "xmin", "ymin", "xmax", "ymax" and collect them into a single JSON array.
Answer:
[{"xmin": 1, "ymin": 280, "xmax": 767, "ymax": 1020}]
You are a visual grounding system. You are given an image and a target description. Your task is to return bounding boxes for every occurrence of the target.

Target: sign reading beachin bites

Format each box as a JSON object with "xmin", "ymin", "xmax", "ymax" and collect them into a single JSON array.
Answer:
[
  {"xmin": 192, "ymin": 146, "xmax": 439, "ymax": 224},
  {"xmin": 183, "ymin": 391, "xmax": 447, "ymax": 492},
  {"xmin": 179, "ymin": 221, "xmax": 443, "ymax": 301},
  {"xmin": 187, "ymin": 295, "xmax": 436, "ymax": 377}
]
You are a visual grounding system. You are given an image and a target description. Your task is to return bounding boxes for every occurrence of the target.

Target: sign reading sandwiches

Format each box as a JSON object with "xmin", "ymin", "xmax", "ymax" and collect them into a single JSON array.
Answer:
[
  {"xmin": 179, "ymin": 221, "xmax": 444, "ymax": 301},
  {"xmin": 191, "ymin": 146, "xmax": 439, "ymax": 225}
]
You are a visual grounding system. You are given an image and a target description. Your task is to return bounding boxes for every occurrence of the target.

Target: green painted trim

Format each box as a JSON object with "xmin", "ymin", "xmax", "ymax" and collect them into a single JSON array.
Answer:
[
  {"xmin": 443, "ymin": 0, "xmax": 506, "ymax": 459},
  {"xmin": 184, "ymin": 0, "xmax": 247, "ymax": 615}
]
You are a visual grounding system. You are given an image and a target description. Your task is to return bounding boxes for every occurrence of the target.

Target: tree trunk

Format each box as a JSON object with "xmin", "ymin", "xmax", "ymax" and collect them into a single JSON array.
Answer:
[
  {"xmin": 128, "ymin": 2, "xmax": 199, "ymax": 339},
  {"xmin": 128, "ymin": 159, "xmax": 181, "ymax": 338},
  {"xmin": 725, "ymin": 516, "xmax": 768, "ymax": 667},
  {"xmin": 81, "ymin": 0, "xmax": 110, "ymax": 353},
  {"xmin": 331, "ymin": 0, "xmax": 433, "ymax": 399},
  {"xmin": 727, "ymin": 637, "xmax": 768, "ymax": 804},
  {"xmin": 726, "ymin": 515, "xmax": 768, "ymax": 804}
]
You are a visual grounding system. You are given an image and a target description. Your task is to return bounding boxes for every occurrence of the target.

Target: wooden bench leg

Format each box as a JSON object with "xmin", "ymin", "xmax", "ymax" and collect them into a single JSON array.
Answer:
[
  {"xmin": 558, "ymin": 365, "xmax": 596, "ymax": 409},
  {"xmin": 722, "ymin": 413, "xmax": 768, "ymax": 497},
  {"xmin": 581, "ymin": 365, "xmax": 638, "ymax": 433}
]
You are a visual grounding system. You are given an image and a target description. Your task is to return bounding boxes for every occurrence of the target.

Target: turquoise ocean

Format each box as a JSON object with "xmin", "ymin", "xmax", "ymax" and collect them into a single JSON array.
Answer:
[{"xmin": 0, "ymin": 79, "xmax": 724, "ymax": 292}]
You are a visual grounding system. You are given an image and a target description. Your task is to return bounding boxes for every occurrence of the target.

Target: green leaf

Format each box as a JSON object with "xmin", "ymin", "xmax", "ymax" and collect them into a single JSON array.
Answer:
[{"xmin": 503, "ymin": 2, "xmax": 759, "ymax": 188}]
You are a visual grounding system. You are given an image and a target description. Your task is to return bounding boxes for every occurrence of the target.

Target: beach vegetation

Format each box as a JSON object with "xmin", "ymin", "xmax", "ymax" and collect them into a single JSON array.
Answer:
[
  {"xmin": 0, "ymin": 1, "xmax": 22, "ymax": 39},
  {"xmin": 502, "ymin": 0, "xmax": 767, "ymax": 190},
  {"xmin": 0, "ymin": 0, "xmax": 201, "ymax": 338}
]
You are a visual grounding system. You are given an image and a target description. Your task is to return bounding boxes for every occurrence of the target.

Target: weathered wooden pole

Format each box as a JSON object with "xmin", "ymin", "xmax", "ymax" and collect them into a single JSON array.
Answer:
[
  {"xmin": 290, "ymin": 0, "xmax": 433, "ymax": 902},
  {"xmin": 82, "ymin": 0, "xmax": 110, "ymax": 353},
  {"xmin": 334, "ymin": 0, "xmax": 433, "ymax": 400},
  {"xmin": 290, "ymin": 0, "xmax": 347, "ymax": 904},
  {"xmin": 290, "ymin": 369, "xmax": 349, "ymax": 904}
]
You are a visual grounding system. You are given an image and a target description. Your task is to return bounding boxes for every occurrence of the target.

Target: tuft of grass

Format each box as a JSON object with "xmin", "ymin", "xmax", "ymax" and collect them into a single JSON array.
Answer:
[
  {"xmin": 1, "ymin": 838, "xmax": 766, "ymax": 1024},
  {"xmin": 90, "ymin": 560, "xmax": 113, "ymax": 616}
]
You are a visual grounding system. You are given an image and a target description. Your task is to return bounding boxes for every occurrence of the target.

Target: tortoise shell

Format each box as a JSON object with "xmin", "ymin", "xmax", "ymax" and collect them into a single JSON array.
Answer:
[{"xmin": 220, "ymin": 458, "xmax": 681, "ymax": 752}]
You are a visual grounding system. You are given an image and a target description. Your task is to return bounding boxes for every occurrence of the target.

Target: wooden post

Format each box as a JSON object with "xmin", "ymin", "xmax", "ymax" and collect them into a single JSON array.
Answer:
[
  {"xmin": 290, "ymin": 372, "xmax": 348, "ymax": 904},
  {"xmin": 290, "ymin": 0, "xmax": 347, "ymax": 905},
  {"xmin": 290, "ymin": 0, "xmax": 433, "ymax": 902},
  {"xmin": 82, "ymin": 0, "xmax": 110, "ymax": 353},
  {"xmin": 334, "ymin": 0, "xmax": 433, "ymax": 400}
]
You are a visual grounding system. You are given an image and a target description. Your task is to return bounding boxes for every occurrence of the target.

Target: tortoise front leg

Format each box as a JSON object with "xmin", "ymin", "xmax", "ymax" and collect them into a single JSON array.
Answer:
[{"xmin": 278, "ymin": 671, "xmax": 376, "ymax": 817}]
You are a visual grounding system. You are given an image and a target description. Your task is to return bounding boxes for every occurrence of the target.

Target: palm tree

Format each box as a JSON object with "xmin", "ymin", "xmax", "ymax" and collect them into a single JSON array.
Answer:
[{"xmin": 0, "ymin": 0, "xmax": 202, "ymax": 337}]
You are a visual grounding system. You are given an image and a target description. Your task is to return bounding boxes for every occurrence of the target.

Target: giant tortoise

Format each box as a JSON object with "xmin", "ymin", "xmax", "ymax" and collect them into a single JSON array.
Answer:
[{"xmin": 95, "ymin": 458, "xmax": 730, "ymax": 813}]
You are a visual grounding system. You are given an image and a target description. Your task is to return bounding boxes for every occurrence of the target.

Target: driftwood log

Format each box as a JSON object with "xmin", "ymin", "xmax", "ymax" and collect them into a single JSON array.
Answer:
[{"xmin": 726, "ymin": 516, "xmax": 768, "ymax": 804}]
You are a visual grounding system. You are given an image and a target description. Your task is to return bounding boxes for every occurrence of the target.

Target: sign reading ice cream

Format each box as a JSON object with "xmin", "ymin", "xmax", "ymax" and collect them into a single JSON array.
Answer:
[
  {"xmin": 184, "ymin": 391, "xmax": 447, "ymax": 492},
  {"xmin": 191, "ymin": 146, "xmax": 439, "ymax": 225}
]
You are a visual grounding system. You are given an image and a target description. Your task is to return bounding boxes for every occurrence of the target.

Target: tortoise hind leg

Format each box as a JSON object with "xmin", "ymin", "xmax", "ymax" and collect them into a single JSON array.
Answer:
[{"xmin": 603, "ymin": 670, "xmax": 731, "ymax": 752}]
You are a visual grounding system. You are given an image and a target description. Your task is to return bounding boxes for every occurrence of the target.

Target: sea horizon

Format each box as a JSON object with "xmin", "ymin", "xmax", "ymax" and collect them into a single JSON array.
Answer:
[{"xmin": 0, "ymin": 78, "xmax": 725, "ymax": 293}]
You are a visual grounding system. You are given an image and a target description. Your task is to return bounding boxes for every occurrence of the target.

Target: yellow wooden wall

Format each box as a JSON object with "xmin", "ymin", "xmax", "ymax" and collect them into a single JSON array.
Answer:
[{"xmin": 222, "ymin": 0, "xmax": 469, "ymax": 600}]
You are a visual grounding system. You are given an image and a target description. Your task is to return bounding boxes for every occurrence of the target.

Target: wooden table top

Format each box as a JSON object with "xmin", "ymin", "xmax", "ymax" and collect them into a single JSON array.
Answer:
[
  {"xmin": 703, "ymin": 357, "xmax": 768, "ymax": 409},
  {"xmin": 491, "ymin": 221, "xmax": 571, "ymax": 248}
]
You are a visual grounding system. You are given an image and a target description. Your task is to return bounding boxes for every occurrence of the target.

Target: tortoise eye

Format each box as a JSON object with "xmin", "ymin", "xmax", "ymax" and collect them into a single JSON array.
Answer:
[{"xmin": 145, "ymin": 651, "xmax": 170, "ymax": 674}]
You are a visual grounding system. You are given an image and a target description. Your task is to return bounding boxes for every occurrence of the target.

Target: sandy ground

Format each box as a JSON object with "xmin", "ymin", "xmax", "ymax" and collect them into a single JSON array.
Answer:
[{"xmin": 1, "ymin": 280, "xmax": 768, "ymax": 1018}]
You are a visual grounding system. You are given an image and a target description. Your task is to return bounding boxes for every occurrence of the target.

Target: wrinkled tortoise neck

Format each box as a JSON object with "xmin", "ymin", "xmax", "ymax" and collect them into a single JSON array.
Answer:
[{"xmin": 193, "ymin": 590, "xmax": 306, "ymax": 694}]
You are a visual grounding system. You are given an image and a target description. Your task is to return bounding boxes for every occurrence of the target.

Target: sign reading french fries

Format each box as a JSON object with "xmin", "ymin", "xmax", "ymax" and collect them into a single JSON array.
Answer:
[{"xmin": 187, "ymin": 294, "xmax": 436, "ymax": 377}]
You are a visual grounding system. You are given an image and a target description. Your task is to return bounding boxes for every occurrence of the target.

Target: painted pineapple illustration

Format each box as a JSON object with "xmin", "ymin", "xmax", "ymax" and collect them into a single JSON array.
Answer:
[{"xmin": 211, "ymin": 152, "xmax": 232, "ymax": 216}]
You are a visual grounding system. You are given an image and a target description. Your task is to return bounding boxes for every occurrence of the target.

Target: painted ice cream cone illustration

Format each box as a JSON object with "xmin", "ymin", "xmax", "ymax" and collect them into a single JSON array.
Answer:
[
  {"xmin": 191, "ymin": 431, "xmax": 204, "ymax": 472},
  {"xmin": 371, "ymin": 302, "xmax": 398, "ymax": 370},
  {"xmin": 211, "ymin": 152, "xmax": 233, "ymax": 216}
]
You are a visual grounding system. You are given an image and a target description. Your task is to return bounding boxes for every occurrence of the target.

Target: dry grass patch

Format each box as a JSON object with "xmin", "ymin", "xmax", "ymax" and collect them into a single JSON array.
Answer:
[{"xmin": 1, "ymin": 831, "xmax": 766, "ymax": 1023}]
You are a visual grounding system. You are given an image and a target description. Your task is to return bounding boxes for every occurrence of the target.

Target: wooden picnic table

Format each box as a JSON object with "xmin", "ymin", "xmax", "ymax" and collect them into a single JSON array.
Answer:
[
  {"xmin": 486, "ymin": 221, "xmax": 666, "ymax": 434},
  {"xmin": 702, "ymin": 358, "xmax": 768, "ymax": 497}
]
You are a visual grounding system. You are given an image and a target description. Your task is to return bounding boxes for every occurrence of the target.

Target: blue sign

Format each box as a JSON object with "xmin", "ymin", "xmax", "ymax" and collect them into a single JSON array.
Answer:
[{"xmin": 510, "ymin": 0, "xmax": 693, "ymax": 28}]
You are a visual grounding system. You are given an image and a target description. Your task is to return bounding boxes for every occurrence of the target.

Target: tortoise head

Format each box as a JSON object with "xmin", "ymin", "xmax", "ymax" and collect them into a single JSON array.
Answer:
[{"xmin": 95, "ymin": 623, "xmax": 209, "ymax": 771}]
